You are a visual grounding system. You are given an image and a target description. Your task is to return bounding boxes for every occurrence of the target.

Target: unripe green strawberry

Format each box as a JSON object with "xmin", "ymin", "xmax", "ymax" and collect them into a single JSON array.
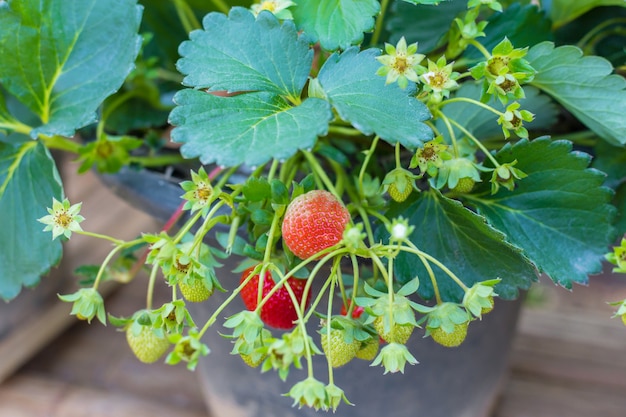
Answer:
[
  {"xmin": 179, "ymin": 279, "xmax": 211, "ymax": 302},
  {"xmin": 356, "ymin": 338, "xmax": 380, "ymax": 361},
  {"xmin": 282, "ymin": 190, "xmax": 350, "ymax": 259},
  {"xmin": 321, "ymin": 328, "xmax": 360, "ymax": 368},
  {"xmin": 452, "ymin": 177, "xmax": 475, "ymax": 193},
  {"xmin": 373, "ymin": 316, "xmax": 413, "ymax": 344},
  {"xmin": 241, "ymin": 352, "xmax": 267, "ymax": 368},
  {"xmin": 481, "ymin": 295, "xmax": 495, "ymax": 315},
  {"xmin": 126, "ymin": 325, "xmax": 170, "ymax": 363},
  {"xmin": 621, "ymin": 313, "xmax": 626, "ymax": 327},
  {"xmin": 388, "ymin": 182, "xmax": 412, "ymax": 203},
  {"xmin": 429, "ymin": 322, "xmax": 468, "ymax": 348}
]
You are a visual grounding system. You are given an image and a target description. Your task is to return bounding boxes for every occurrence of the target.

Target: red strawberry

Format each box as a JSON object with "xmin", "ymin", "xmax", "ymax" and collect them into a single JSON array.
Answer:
[
  {"xmin": 281, "ymin": 190, "xmax": 350, "ymax": 259},
  {"xmin": 240, "ymin": 267, "xmax": 310, "ymax": 329},
  {"xmin": 340, "ymin": 301, "xmax": 364, "ymax": 319}
]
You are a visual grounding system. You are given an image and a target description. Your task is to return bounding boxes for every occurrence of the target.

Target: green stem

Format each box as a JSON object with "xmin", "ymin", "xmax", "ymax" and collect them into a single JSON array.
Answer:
[
  {"xmin": 440, "ymin": 96, "xmax": 503, "ymax": 117},
  {"xmin": 370, "ymin": 0, "xmax": 390, "ymax": 47},
  {"xmin": 40, "ymin": 135, "xmax": 82, "ymax": 154},
  {"xmin": 447, "ymin": 117, "xmax": 500, "ymax": 167},
  {"xmin": 416, "ymin": 252, "xmax": 442, "ymax": 304},
  {"xmin": 346, "ymin": 254, "xmax": 360, "ymax": 318},
  {"xmin": 208, "ymin": 0, "xmax": 230, "ymax": 13},
  {"xmin": 468, "ymin": 39, "xmax": 492, "ymax": 60},
  {"xmin": 325, "ymin": 272, "xmax": 338, "ymax": 383},
  {"xmin": 146, "ymin": 263, "xmax": 159, "ymax": 310},
  {"xmin": 577, "ymin": 18, "xmax": 626, "ymax": 50},
  {"xmin": 76, "ymin": 230, "xmax": 126, "ymax": 246},
  {"xmin": 1, "ymin": 120, "xmax": 32, "ymax": 136},
  {"xmin": 128, "ymin": 154, "xmax": 187, "ymax": 168},
  {"xmin": 358, "ymin": 136, "xmax": 380, "ymax": 200},
  {"xmin": 435, "ymin": 110, "xmax": 460, "ymax": 158},
  {"xmin": 402, "ymin": 243, "xmax": 469, "ymax": 292},
  {"xmin": 173, "ymin": 211, "xmax": 203, "ymax": 245},
  {"xmin": 173, "ymin": 0, "xmax": 202, "ymax": 33},
  {"xmin": 328, "ymin": 125, "xmax": 363, "ymax": 136},
  {"xmin": 92, "ymin": 245, "xmax": 125, "ymax": 291},
  {"xmin": 302, "ymin": 150, "xmax": 340, "ymax": 197}
]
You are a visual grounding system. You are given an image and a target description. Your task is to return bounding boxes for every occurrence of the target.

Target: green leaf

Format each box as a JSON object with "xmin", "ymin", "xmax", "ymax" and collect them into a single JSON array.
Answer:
[
  {"xmin": 386, "ymin": 0, "xmax": 467, "ymax": 54},
  {"xmin": 549, "ymin": 0, "xmax": 626, "ymax": 28},
  {"xmin": 0, "ymin": 0, "xmax": 143, "ymax": 138},
  {"xmin": 472, "ymin": 138, "xmax": 616, "ymax": 289},
  {"xmin": 387, "ymin": 191, "xmax": 537, "ymax": 302},
  {"xmin": 292, "ymin": 0, "xmax": 380, "ymax": 51},
  {"xmin": 0, "ymin": 141, "xmax": 63, "ymax": 300},
  {"xmin": 317, "ymin": 47, "xmax": 433, "ymax": 149},
  {"xmin": 177, "ymin": 8, "xmax": 312, "ymax": 98},
  {"xmin": 528, "ymin": 41, "xmax": 626, "ymax": 146},
  {"xmin": 465, "ymin": 4, "xmax": 553, "ymax": 61},
  {"xmin": 401, "ymin": 0, "xmax": 452, "ymax": 4},
  {"xmin": 170, "ymin": 90, "xmax": 332, "ymax": 167}
]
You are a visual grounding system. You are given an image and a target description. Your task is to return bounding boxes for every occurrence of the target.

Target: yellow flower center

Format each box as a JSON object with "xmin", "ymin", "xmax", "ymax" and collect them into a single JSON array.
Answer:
[
  {"xmin": 497, "ymin": 77, "xmax": 516, "ymax": 93},
  {"xmin": 393, "ymin": 55, "xmax": 409, "ymax": 73},
  {"xmin": 427, "ymin": 71, "xmax": 447, "ymax": 89},
  {"xmin": 195, "ymin": 182, "xmax": 212, "ymax": 202},
  {"xmin": 55, "ymin": 211, "xmax": 72, "ymax": 228},
  {"xmin": 260, "ymin": 0, "xmax": 276, "ymax": 11}
]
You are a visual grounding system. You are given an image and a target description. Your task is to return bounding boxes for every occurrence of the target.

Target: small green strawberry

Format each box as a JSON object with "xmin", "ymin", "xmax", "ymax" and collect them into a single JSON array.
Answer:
[
  {"xmin": 373, "ymin": 316, "xmax": 413, "ymax": 344},
  {"xmin": 321, "ymin": 328, "xmax": 360, "ymax": 368},
  {"xmin": 356, "ymin": 338, "xmax": 380, "ymax": 361},
  {"xmin": 179, "ymin": 278, "xmax": 211, "ymax": 302},
  {"xmin": 241, "ymin": 351, "xmax": 267, "ymax": 368},
  {"xmin": 452, "ymin": 177, "xmax": 475, "ymax": 193},
  {"xmin": 429, "ymin": 322, "xmax": 469, "ymax": 347},
  {"xmin": 384, "ymin": 168, "xmax": 416, "ymax": 203},
  {"xmin": 126, "ymin": 325, "xmax": 170, "ymax": 363}
]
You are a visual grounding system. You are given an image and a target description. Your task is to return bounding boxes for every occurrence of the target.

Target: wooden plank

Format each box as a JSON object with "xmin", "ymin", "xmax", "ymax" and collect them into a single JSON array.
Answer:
[{"xmin": 0, "ymin": 374, "xmax": 207, "ymax": 417}]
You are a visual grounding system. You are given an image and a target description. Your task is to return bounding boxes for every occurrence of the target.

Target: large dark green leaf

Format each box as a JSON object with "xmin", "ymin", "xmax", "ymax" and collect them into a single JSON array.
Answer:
[
  {"xmin": 387, "ymin": 191, "xmax": 537, "ymax": 302},
  {"xmin": 386, "ymin": 0, "xmax": 467, "ymax": 53},
  {"xmin": 292, "ymin": 0, "xmax": 380, "ymax": 51},
  {"xmin": 170, "ymin": 90, "xmax": 332, "ymax": 167},
  {"xmin": 177, "ymin": 8, "xmax": 312, "ymax": 98},
  {"xmin": 0, "ymin": 141, "xmax": 63, "ymax": 300},
  {"xmin": 472, "ymin": 138, "xmax": 616, "ymax": 289},
  {"xmin": 528, "ymin": 41, "xmax": 626, "ymax": 146},
  {"xmin": 548, "ymin": 0, "xmax": 626, "ymax": 28},
  {"xmin": 317, "ymin": 47, "xmax": 433, "ymax": 149},
  {"xmin": 0, "ymin": 0, "xmax": 142, "ymax": 138}
]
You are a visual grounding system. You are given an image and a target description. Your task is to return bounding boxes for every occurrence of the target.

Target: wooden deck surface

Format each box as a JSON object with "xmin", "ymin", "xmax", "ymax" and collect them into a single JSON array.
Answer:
[{"xmin": 1, "ymin": 162, "xmax": 626, "ymax": 417}]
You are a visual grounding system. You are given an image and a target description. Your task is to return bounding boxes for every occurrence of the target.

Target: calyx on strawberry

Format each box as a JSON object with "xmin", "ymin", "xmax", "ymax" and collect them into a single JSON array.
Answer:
[
  {"xmin": 425, "ymin": 302, "xmax": 472, "ymax": 348},
  {"xmin": 383, "ymin": 167, "xmax": 416, "ymax": 203},
  {"xmin": 239, "ymin": 266, "xmax": 310, "ymax": 329},
  {"xmin": 281, "ymin": 190, "xmax": 350, "ymax": 259}
]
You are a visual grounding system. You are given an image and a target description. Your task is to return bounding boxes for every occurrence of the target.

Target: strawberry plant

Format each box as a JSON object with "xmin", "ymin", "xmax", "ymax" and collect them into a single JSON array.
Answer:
[{"xmin": 2, "ymin": 0, "xmax": 626, "ymax": 413}]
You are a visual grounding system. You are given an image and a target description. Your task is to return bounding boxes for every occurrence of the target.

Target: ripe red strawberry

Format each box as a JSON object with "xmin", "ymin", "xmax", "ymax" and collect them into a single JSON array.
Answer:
[
  {"xmin": 240, "ymin": 267, "xmax": 310, "ymax": 329},
  {"xmin": 126, "ymin": 325, "xmax": 170, "ymax": 364},
  {"xmin": 281, "ymin": 190, "xmax": 350, "ymax": 259},
  {"xmin": 340, "ymin": 300, "xmax": 364, "ymax": 319}
]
